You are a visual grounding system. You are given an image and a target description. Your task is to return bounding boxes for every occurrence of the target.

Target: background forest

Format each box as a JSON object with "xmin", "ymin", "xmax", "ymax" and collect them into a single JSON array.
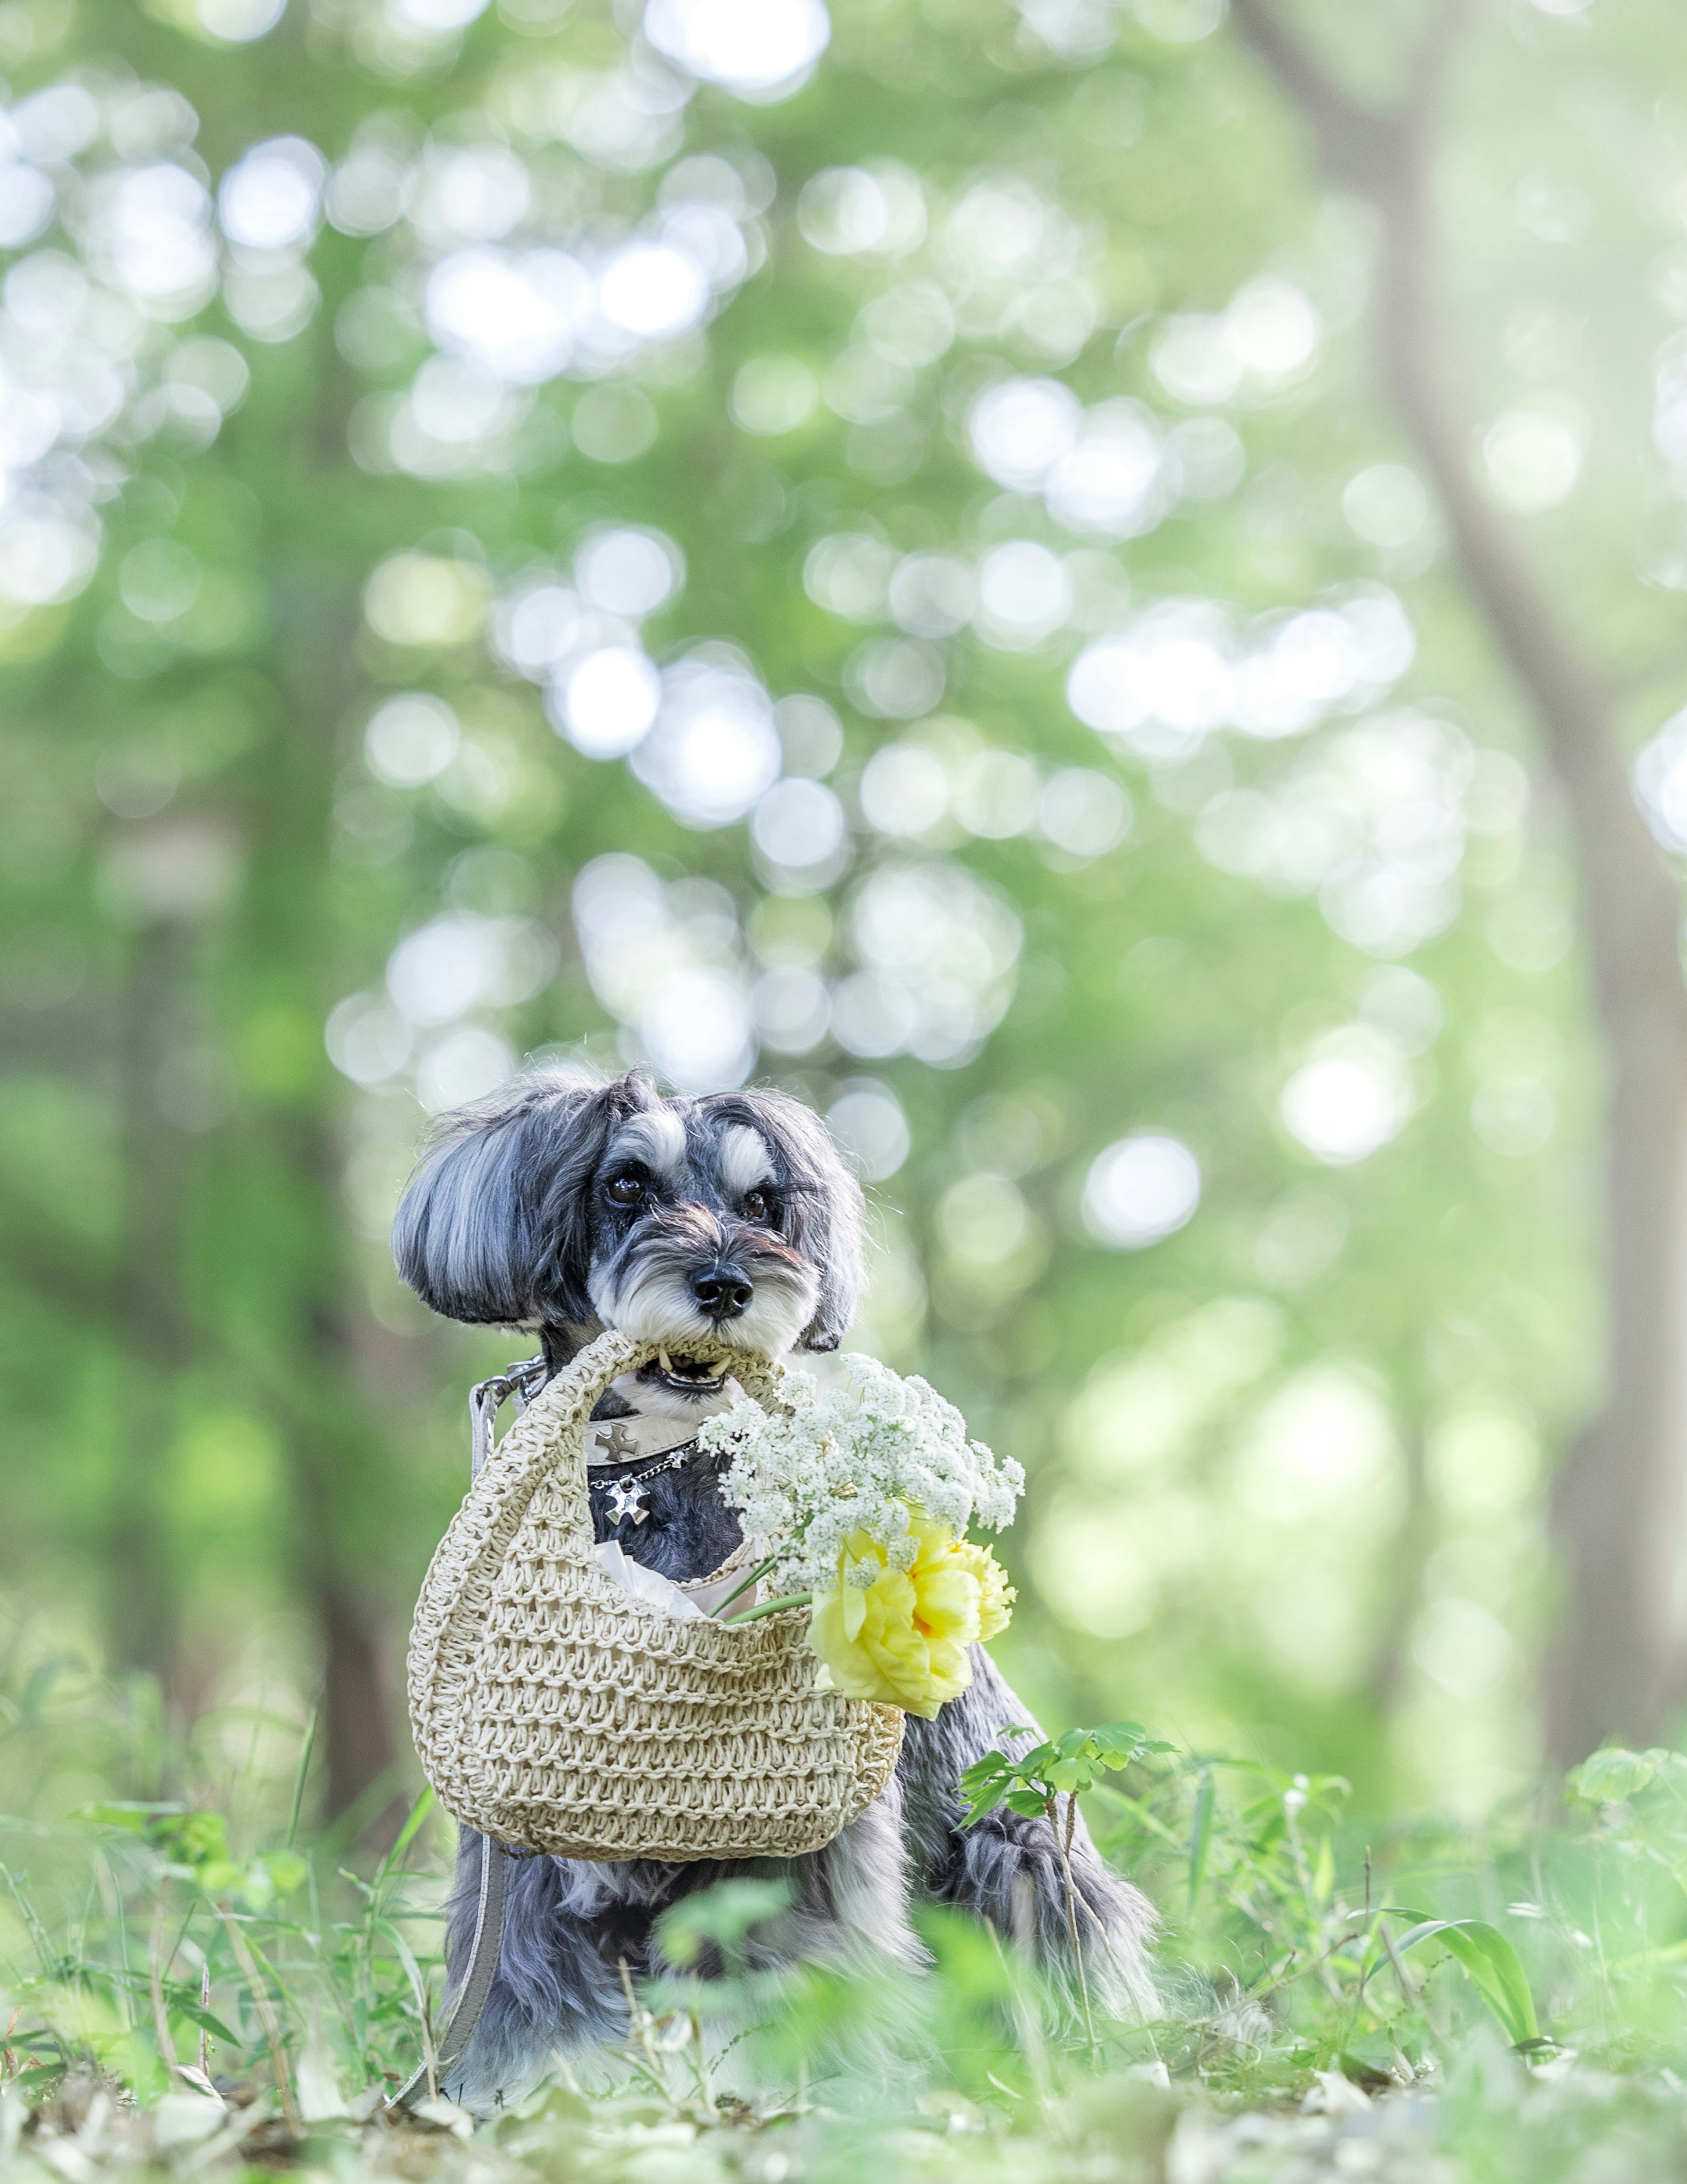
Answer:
[{"xmin": 5, "ymin": 0, "xmax": 1687, "ymax": 2037}]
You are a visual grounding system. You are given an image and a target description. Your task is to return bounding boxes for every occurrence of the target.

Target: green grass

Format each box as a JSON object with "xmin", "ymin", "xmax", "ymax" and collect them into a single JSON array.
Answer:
[{"xmin": 4, "ymin": 1662, "xmax": 1687, "ymax": 2180}]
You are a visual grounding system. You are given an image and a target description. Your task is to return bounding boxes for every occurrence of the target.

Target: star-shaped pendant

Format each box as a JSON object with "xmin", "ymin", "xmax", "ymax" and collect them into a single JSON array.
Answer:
[{"xmin": 607, "ymin": 1478, "xmax": 649, "ymax": 1525}]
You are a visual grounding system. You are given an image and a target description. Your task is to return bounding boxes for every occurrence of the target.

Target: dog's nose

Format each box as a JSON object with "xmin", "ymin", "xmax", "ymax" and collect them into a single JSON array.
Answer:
[{"xmin": 691, "ymin": 1266, "xmax": 753, "ymax": 1320}]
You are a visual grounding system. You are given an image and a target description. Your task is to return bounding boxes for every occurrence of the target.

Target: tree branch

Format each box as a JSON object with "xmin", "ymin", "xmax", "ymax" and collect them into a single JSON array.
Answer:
[{"xmin": 1231, "ymin": 0, "xmax": 1687, "ymax": 1760}]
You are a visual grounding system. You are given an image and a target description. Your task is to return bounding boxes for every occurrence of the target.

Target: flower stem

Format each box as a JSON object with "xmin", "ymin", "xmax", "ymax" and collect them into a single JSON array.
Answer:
[
  {"xmin": 721, "ymin": 1589, "xmax": 815, "ymax": 1626},
  {"xmin": 1054, "ymin": 1792, "xmax": 1099, "ymax": 2063},
  {"xmin": 710, "ymin": 1555, "xmax": 778, "ymax": 1620}
]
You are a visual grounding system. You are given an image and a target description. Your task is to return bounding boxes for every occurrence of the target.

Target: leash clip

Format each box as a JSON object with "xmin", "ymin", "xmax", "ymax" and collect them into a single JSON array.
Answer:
[{"xmin": 468, "ymin": 1354, "xmax": 548, "ymax": 1479}]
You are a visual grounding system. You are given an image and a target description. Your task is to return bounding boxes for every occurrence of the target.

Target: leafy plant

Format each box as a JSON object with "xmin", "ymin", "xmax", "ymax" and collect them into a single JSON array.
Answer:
[
  {"xmin": 1383, "ymin": 1917, "xmax": 1541, "ymax": 2049},
  {"xmin": 959, "ymin": 1723, "xmax": 1176, "ymax": 2048}
]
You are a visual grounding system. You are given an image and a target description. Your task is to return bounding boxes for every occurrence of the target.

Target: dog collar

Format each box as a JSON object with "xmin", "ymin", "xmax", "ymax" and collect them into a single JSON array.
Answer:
[
  {"xmin": 585, "ymin": 1370, "xmax": 740, "ymax": 1466},
  {"xmin": 585, "ymin": 1409, "xmax": 719, "ymax": 1466}
]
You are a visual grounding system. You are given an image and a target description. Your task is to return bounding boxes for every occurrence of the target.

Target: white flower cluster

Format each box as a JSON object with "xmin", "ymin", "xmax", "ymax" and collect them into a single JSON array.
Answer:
[{"xmin": 697, "ymin": 1354, "xmax": 1025, "ymax": 1594}]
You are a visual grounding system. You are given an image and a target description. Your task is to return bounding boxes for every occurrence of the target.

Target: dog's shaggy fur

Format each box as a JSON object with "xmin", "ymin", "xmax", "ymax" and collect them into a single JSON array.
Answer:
[{"xmin": 394, "ymin": 1068, "xmax": 1154, "ymax": 2111}]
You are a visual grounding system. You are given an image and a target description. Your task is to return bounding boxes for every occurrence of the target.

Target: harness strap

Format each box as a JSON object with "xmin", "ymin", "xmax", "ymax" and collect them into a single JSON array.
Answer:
[{"xmin": 389, "ymin": 1357, "xmax": 542, "ymax": 2115}]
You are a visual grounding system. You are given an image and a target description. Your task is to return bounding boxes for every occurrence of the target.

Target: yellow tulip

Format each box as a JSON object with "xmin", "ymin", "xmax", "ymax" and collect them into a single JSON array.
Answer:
[{"xmin": 808, "ymin": 1513, "xmax": 1013, "ymax": 1718}]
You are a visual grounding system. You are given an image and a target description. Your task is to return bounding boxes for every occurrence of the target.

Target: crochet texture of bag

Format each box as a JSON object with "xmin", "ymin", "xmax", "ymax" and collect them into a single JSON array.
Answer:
[{"xmin": 407, "ymin": 1327, "xmax": 905, "ymax": 1861}]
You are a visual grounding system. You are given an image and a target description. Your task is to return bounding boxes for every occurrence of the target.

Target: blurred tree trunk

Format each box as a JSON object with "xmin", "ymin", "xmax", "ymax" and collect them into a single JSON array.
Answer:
[
  {"xmin": 110, "ymin": 918, "xmax": 192, "ymax": 1704},
  {"xmin": 1234, "ymin": 0, "xmax": 1687, "ymax": 1760},
  {"xmin": 216, "ymin": 270, "xmax": 408, "ymax": 1832},
  {"xmin": 1368, "ymin": 1422, "xmax": 1431, "ymax": 1716},
  {"xmin": 255, "ymin": 563, "xmax": 404, "ymax": 1836}
]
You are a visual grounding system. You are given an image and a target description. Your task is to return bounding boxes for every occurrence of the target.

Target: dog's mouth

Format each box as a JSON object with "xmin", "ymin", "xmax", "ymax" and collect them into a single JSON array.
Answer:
[{"xmin": 644, "ymin": 1346, "xmax": 728, "ymax": 1399}]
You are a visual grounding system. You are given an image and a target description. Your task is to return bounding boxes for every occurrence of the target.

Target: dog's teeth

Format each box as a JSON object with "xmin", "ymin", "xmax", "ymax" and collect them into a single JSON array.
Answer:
[{"xmin": 659, "ymin": 1346, "xmax": 674, "ymax": 1373}]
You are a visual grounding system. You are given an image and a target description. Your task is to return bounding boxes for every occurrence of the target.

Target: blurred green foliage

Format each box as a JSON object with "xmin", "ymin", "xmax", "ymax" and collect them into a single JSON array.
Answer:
[{"xmin": 3, "ymin": 0, "xmax": 1686, "ymax": 1848}]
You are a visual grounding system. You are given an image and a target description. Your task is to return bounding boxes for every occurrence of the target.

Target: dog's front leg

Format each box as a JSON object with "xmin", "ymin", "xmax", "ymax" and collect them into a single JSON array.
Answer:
[
  {"xmin": 439, "ymin": 1834, "xmax": 668, "ymax": 2114},
  {"xmin": 894, "ymin": 1649, "xmax": 1157, "ymax": 2021}
]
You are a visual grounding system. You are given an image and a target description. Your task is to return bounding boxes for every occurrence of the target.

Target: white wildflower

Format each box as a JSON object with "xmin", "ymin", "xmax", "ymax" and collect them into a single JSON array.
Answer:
[{"xmin": 697, "ymin": 1354, "xmax": 1025, "ymax": 1595}]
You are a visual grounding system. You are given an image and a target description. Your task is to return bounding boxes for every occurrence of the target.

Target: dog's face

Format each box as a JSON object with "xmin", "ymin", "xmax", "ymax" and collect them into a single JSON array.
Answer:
[
  {"xmin": 392, "ymin": 1070, "xmax": 865, "ymax": 1404},
  {"xmin": 583, "ymin": 1101, "xmax": 827, "ymax": 1401}
]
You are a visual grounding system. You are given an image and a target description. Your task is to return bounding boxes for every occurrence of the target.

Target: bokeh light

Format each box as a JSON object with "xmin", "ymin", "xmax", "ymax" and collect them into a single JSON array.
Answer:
[
  {"xmin": 1343, "ymin": 463, "xmax": 1430, "ymax": 548},
  {"xmin": 644, "ymin": 0, "xmax": 831, "ymax": 97},
  {"xmin": 798, "ymin": 161, "xmax": 925, "ymax": 256},
  {"xmin": 1280, "ymin": 1031, "xmax": 1414, "ymax": 1164},
  {"xmin": 839, "ymin": 859, "xmax": 1022, "ymax": 1064},
  {"xmin": 751, "ymin": 778, "xmax": 847, "ymax": 872},
  {"xmin": 631, "ymin": 654, "xmax": 782, "ymax": 826},
  {"xmin": 1633, "ymin": 707, "xmax": 1687, "ymax": 852},
  {"xmin": 1068, "ymin": 589, "xmax": 1416, "ymax": 756},
  {"xmin": 860, "ymin": 741, "xmax": 949, "ymax": 837},
  {"xmin": 1082, "ymin": 1134, "xmax": 1202, "ymax": 1248},
  {"xmin": 364, "ymin": 554, "xmax": 489, "ymax": 646},
  {"xmin": 552, "ymin": 646, "xmax": 662, "ymax": 760},
  {"xmin": 571, "ymin": 854, "xmax": 757, "ymax": 1091},
  {"xmin": 826, "ymin": 1079, "xmax": 911, "ymax": 1179},
  {"xmin": 364, "ymin": 693, "xmax": 461, "ymax": 787},
  {"xmin": 1482, "ymin": 407, "xmax": 1585, "ymax": 512},
  {"xmin": 730, "ymin": 354, "xmax": 819, "ymax": 434},
  {"xmin": 218, "ymin": 137, "xmax": 325, "ymax": 250}
]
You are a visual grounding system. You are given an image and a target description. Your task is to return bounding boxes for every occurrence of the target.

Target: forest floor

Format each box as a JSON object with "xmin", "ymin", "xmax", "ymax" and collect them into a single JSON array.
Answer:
[{"xmin": 3, "ymin": 1709, "xmax": 1686, "ymax": 2182}]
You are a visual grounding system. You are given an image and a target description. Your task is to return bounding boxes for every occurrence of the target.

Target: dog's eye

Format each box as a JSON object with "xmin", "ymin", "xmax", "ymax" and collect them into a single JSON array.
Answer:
[
  {"xmin": 607, "ymin": 1173, "xmax": 645, "ymax": 1206},
  {"xmin": 742, "ymin": 1189, "xmax": 771, "ymax": 1224}
]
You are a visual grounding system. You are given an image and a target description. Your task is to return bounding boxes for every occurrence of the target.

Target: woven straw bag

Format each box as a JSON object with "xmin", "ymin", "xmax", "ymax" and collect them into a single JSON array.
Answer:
[{"xmin": 407, "ymin": 1328, "xmax": 905, "ymax": 1862}]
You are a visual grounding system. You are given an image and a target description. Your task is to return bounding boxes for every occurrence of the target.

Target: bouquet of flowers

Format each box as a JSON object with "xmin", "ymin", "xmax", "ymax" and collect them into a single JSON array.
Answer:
[{"xmin": 695, "ymin": 1355, "xmax": 1024, "ymax": 1719}]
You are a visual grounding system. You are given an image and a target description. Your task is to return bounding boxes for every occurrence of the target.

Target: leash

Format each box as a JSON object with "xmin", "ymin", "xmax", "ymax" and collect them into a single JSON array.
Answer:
[
  {"xmin": 388, "ymin": 1357, "xmax": 543, "ymax": 2114},
  {"xmin": 386, "ymin": 1828, "xmax": 510, "ymax": 2113}
]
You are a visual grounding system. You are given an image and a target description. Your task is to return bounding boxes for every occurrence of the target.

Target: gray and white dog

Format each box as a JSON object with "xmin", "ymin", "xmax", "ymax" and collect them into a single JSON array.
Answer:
[{"xmin": 393, "ymin": 1067, "xmax": 1153, "ymax": 2109}]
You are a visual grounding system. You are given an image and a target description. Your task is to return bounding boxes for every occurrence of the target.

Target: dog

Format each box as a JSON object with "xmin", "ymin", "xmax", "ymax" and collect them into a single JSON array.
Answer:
[{"xmin": 393, "ymin": 1067, "xmax": 1154, "ymax": 2110}]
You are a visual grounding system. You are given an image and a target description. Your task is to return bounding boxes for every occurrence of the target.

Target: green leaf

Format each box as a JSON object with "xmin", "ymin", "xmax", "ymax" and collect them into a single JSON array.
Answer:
[
  {"xmin": 375, "ymin": 1916, "xmax": 434, "ymax": 2030},
  {"xmin": 958, "ymin": 1777, "xmax": 1013, "ymax": 1826},
  {"xmin": 1567, "ymin": 1748, "xmax": 1668, "ymax": 1806},
  {"xmin": 256, "ymin": 1850, "xmax": 308, "ymax": 1899},
  {"xmin": 374, "ymin": 1787, "xmax": 435, "ymax": 1890},
  {"xmin": 656, "ymin": 1879, "xmax": 794, "ymax": 1968},
  {"xmin": 145, "ymin": 1810, "xmax": 233, "ymax": 1873},
  {"xmin": 1392, "ymin": 1913, "xmax": 1541, "ymax": 2046},
  {"xmin": 285, "ymin": 1709, "xmax": 317, "ymax": 1850},
  {"xmin": 77, "ymin": 1803, "xmax": 182, "ymax": 1833},
  {"xmin": 958, "ymin": 1753, "xmax": 1023, "ymax": 1824},
  {"xmin": 1091, "ymin": 1723, "xmax": 1177, "ymax": 1765},
  {"xmin": 174, "ymin": 2003, "xmax": 245, "ymax": 2049}
]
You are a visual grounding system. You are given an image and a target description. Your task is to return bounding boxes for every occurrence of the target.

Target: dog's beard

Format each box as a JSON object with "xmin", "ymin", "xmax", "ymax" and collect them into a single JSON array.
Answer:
[{"xmin": 586, "ymin": 1237, "xmax": 819, "ymax": 1410}]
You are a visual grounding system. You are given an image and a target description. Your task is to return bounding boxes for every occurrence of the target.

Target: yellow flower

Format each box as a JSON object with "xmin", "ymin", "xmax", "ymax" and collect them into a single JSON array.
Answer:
[
  {"xmin": 951, "ymin": 1538, "xmax": 1016, "ymax": 1640},
  {"xmin": 809, "ymin": 1513, "xmax": 1009, "ymax": 1719}
]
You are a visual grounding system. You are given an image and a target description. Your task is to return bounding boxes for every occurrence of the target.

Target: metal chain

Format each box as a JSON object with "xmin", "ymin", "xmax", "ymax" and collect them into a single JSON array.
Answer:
[
  {"xmin": 588, "ymin": 1442, "xmax": 699, "ymax": 1495},
  {"xmin": 468, "ymin": 1353, "xmax": 548, "ymax": 1480}
]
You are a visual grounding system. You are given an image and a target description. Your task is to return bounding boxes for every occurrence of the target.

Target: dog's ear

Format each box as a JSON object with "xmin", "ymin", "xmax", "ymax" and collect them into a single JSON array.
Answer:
[
  {"xmin": 392, "ymin": 1070, "xmax": 658, "ymax": 1328},
  {"xmin": 730, "ymin": 1088, "xmax": 866, "ymax": 1352}
]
